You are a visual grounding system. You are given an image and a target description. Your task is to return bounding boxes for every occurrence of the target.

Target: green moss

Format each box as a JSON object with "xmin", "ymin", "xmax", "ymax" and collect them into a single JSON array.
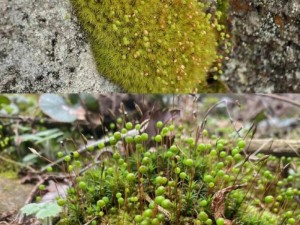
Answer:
[
  {"xmin": 237, "ymin": 205, "xmax": 279, "ymax": 225},
  {"xmin": 0, "ymin": 171, "xmax": 18, "ymax": 179},
  {"xmin": 225, "ymin": 190, "xmax": 279, "ymax": 225},
  {"xmin": 70, "ymin": 0, "xmax": 225, "ymax": 93},
  {"xmin": 217, "ymin": 0, "xmax": 230, "ymax": 24}
]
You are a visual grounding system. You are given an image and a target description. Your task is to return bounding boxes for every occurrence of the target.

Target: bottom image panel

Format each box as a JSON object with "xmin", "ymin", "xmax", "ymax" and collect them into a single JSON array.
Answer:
[{"xmin": 0, "ymin": 94, "xmax": 299, "ymax": 225}]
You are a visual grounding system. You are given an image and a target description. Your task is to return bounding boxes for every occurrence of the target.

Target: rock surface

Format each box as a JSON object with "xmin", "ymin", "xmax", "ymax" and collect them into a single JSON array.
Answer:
[
  {"xmin": 0, "ymin": 0, "xmax": 299, "ymax": 92},
  {"xmin": 224, "ymin": 0, "xmax": 300, "ymax": 92},
  {"xmin": 0, "ymin": 177, "xmax": 34, "ymax": 213},
  {"xmin": 0, "ymin": 0, "xmax": 121, "ymax": 92}
]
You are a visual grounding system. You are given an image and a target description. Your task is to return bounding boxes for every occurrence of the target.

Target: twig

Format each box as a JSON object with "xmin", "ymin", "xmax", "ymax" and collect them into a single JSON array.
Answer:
[
  {"xmin": 40, "ymin": 119, "xmax": 149, "ymax": 172},
  {"xmin": 0, "ymin": 114, "xmax": 89, "ymax": 126},
  {"xmin": 245, "ymin": 139, "xmax": 300, "ymax": 157},
  {"xmin": 0, "ymin": 210, "xmax": 16, "ymax": 223},
  {"xmin": 143, "ymin": 193, "xmax": 171, "ymax": 221},
  {"xmin": 83, "ymin": 216, "xmax": 98, "ymax": 225},
  {"xmin": 257, "ymin": 94, "xmax": 300, "ymax": 108},
  {"xmin": 200, "ymin": 100, "xmax": 226, "ymax": 129},
  {"xmin": 0, "ymin": 155, "xmax": 37, "ymax": 173},
  {"xmin": 18, "ymin": 176, "xmax": 45, "ymax": 224},
  {"xmin": 198, "ymin": 99, "xmax": 241, "ymax": 141}
]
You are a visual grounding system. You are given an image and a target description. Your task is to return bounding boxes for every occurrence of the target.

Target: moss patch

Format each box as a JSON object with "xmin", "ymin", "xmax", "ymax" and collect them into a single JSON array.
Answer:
[{"xmin": 70, "ymin": 0, "xmax": 225, "ymax": 93}]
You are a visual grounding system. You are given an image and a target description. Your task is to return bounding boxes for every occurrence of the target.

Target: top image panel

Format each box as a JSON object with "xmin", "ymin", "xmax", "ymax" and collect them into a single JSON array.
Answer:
[{"xmin": 0, "ymin": 0, "xmax": 299, "ymax": 93}]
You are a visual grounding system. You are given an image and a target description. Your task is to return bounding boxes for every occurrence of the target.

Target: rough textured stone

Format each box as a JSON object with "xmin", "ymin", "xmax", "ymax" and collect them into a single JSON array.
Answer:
[
  {"xmin": 223, "ymin": 0, "xmax": 300, "ymax": 92},
  {"xmin": 0, "ymin": 178, "xmax": 34, "ymax": 213},
  {"xmin": 0, "ymin": 0, "xmax": 299, "ymax": 92},
  {"xmin": 0, "ymin": 0, "xmax": 121, "ymax": 92}
]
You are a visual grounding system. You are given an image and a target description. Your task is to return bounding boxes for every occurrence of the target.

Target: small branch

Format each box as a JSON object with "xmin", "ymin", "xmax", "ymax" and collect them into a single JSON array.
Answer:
[
  {"xmin": 257, "ymin": 94, "xmax": 300, "ymax": 108},
  {"xmin": 83, "ymin": 216, "xmax": 98, "ymax": 225},
  {"xmin": 41, "ymin": 120, "xmax": 149, "ymax": 172},
  {"xmin": 198, "ymin": 99, "xmax": 241, "ymax": 140},
  {"xmin": 245, "ymin": 139, "xmax": 300, "ymax": 157},
  {"xmin": 0, "ymin": 155, "xmax": 38, "ymax": 173},
  {"xmin": 143, "ymin": 193, "xmax": 171, "ymax": 221},
  {"xmin": 0, "ymin": 114, "xmax": 89, "ymax": 126}
]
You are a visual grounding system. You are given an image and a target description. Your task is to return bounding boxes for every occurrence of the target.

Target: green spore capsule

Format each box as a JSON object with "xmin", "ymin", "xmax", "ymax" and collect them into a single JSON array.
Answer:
[{"xmin": 70, "ymin": 0, "xmax": 221, "ymax": 92}]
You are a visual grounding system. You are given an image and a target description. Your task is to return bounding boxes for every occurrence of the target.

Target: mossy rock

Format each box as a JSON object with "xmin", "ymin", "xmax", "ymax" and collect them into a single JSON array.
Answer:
[{"xmin": 70, "ymin": 0, "xmax": 221, "ymax": 93}]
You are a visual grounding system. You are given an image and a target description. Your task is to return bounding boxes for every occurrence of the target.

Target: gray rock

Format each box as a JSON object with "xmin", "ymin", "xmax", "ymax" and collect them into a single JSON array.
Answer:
[
  {"xmin": 223, "ymin": 0, "xmax": 300, "ymax": 92},
  {"xmin": 0, "ymin": 177, "xmax": 34, "ymax": 213},
  {"xmin": 0, "ymin": 0, "xmax": 121, "ymax": 92}
]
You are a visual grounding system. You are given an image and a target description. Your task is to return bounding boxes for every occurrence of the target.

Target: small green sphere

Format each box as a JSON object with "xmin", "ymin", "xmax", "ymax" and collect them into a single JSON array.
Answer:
[
  {"xmin": 57, "ymin": 151, "xmax": 63, "ymax": 158},
  {"xmin": 57, "ymin": 198, "xmax": 66, "ymax": 206},
  {"xmin": 134, "ymin": 215, "xmax": 143, "ymax": 223},
  {"xmin": 155, "ymin": 196, "xmax": 165, "ymax": 205},
  {"xmin": 205, "ymin": 219, "xmax": 213, "ymax": 225},
  {"xmin": 200, "ymin": 200, "xmax": 208, "ymax": 207},
  {"xmin": 134, "ymin": 134, "xmax": 142, "ymax": 143},
  {"xmin": 237, "ymin": 140, "xmax": 246, "ymax": 149},
  {"xmin": 155, "ymin": 186, "xmax": 166, "ymax": 196},
  {"xmin": 264, "ymin": 195, "xmax": 274, "ymax": 204},
  {"xmin": 36, "ymin": 196, "xmax": 41, "ymax": 202},
  {"xmin": 184, "ymin": 158, "xmax": 194, "ymax": 167},
  {"xmin": 39, "ymin": 184, "xmax": 45, "ymax": 191},
  {"xmin": 125, "ymin": 136, "xmax": 133, "ymax": 143},
  {"xmin": 117, "ymin": 197, "xmax": 124, "ymax": 205},
  {"xmin": 179, "ymin": 172, "xmax": 187, "ymax": 180},
  {"xmin": 114, "ymin": 131, "xmax": 122, "ymax": 140},
  {"xmin": 143, "ymin": 209, "xmax": 153, "ymax": 218},
  {"xmin": 117, "ymin": 117, "xmax": 122, "ymax": 124},
  {"xmin": 113, "ymin": 152, "xmax": 121, "ymax": 160},
  {"xmin": 116, "ymin": 192, "xmax": 122, "ymax": 198},
  {"xmin": 73, "ymin": 151, "xmax": 79, "ymax": 158},
  {"xmin": 126, "ymin": 173, "xmax": 136, "ymax": 182},
  {"xmin": 102, "ymin": 196, "xmax": 109, "ymax": 204},
  {"xmin": 287, "ymin": 218, "xmax": 296, "ymax": 224},
  {"xmin": 135, "ymin": 124, "xmax": 141, "ymax": 130},
  {"xmin": 98, "ymin": 142, "xmax": 105, "ymax": 149},
  {"xmin": 198, "ymin": 211, "xmax": 208, "ymax": 221},
  {"xmin": 139, "ymin": 165, "xmax": 148, "ymax": 174},
  {"xmin": 141, "ymin": 133, "xmax": 149, "ymax": 141},
  {"xmin": 125, "ymin": 122, "xmax": 133, "ymax": 130},
  {"xmin": 197, "ymin": 143, "xmax": 206, "ymax": 152},
  {"xmin": 97, "ymin": 199, "xmax": 106, "ymax": 208},
  {"xmin": 216, "ymin": 218, "xmax": 225, "ymax": 225},
  {"xmin": 161, "ymin": 199, "xmax": 172, "ymax": 209},
  {"xmin": 154, "ymin": 135, "xmax": 162, "ymax": 142},
  {"xmin": 156, "ymin": 121, "xmax": 164, "ymax": 128},
  {"xmin": 78, "ymin": 181, "xmax": 87, "ymax": 190},
  {"xmin": 64, "ymin": 155, "xmax": 71, "ymax": 162},
  {"xmin": 68, "ymin": 165, "xmax": 73, "ymax": 172}
]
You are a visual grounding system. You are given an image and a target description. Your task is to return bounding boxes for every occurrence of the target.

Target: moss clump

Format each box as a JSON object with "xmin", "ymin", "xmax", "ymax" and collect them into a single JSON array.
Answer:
[
  {"xmin": 226, "ymin": 190, "xmax": 279, "ymax": 225},
  {"xmin": 70, "ymin": 0, "xmax": 222, "ymax": 92}
]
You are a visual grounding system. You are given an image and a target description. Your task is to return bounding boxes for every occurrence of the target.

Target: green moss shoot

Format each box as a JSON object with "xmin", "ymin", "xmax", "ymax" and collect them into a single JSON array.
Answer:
[{"xmin": 70, "ymin": 0, "xmax": 226, "ymax": 93}]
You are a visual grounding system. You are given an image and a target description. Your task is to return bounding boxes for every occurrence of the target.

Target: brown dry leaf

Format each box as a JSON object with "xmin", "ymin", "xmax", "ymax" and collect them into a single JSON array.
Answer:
[
  {"xmin": 211, "ymin": 184, "xmax": 247, "ymax": 224},
  {"xmin": 72, "ymin": 106, "xmax": 86, "ymax": 120}
]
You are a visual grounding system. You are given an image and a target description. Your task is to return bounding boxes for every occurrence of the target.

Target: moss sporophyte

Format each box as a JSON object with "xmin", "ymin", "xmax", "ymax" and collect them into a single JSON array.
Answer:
[{"xmin": 70, "ymin": 0, "xmax": 230, "ymax": 92}]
